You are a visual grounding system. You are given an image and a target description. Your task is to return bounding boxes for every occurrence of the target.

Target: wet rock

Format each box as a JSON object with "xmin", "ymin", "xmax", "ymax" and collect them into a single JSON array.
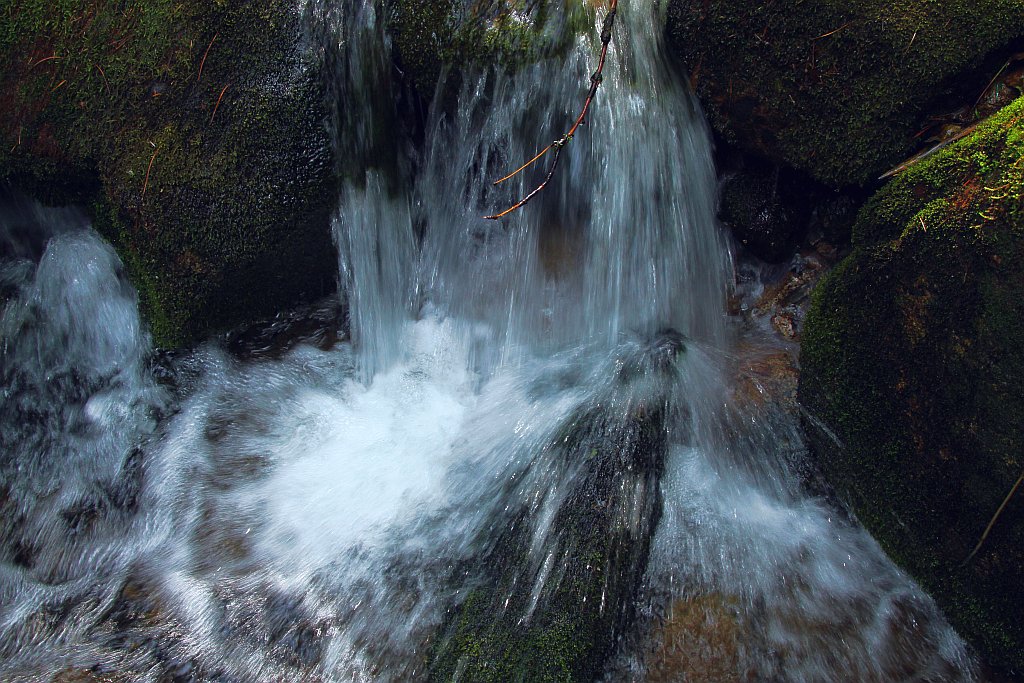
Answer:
[
  {"xmin": 807, "ymin": 193, "xmax": 859, "ymax": 249},
  {"xmin": 800, "ymin": 95, "xmax": 1024, "ymax": 673},
  {"xmin": 719, "ymin": 165, "xmax": 804, "ymax": 263},
  {"xmin": 222, "ymin": 297, "xmax": 345, "ymax": 361},
  {"xmin": 667, "ymin": 0, "xmax": 1024, "ymax": 187},
  {"xmin": 732, "ymin": 348, "xmax": 800, "ymax": 417},
  {"xmin": 388, "ymin": 0, "xmax": 593, "ymax": 98},
  {"xmin": 61, "ymin": 495, "xmax": 110, "ymax": 537},
  {"xmin": 730, "ymin": 247, "xmax": 831, "ymax": 348},
  {"xmin": 51, "ymin": 668, "xmax": 132, "ymax": 683},
  {"xmin": 770, "ymin": 312, "xmax": 796, "ymax": 340},
  {"xmin": 1, "ymin": 2, "xmax": 339, "ymax": 348},
  {"xmin": 105, "ymin": 576, "xmax": 167, "ymax": 631},
  {"xmin": 644, "ymin": 594, "xmax": 742, "ymax": 683},
  {"xmin": 100, "ymin": 447, "xmax": 144, "ymax": 513},
  {"xmin": 428, "ymin": 337, "xmax": 681, "ymax": 682},
  {"xmin": 263, "ymin": 592, "xmax": 326, "ymax": 669}
]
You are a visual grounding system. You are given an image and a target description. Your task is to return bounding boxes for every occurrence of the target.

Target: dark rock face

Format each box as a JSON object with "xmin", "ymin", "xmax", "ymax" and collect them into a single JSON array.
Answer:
[
  {"xmin": 799, "ymin": 96, "xmax": 1024, "ymax": 674},
  {"xmin": 666, "ymin": 0, "xmax": 1024, "ymax": 187},
  {"xmin": 429, "ymin": 334, "xmax": 684, "ymax": 682},
  {"xmin": 719, "ymin": 164, "xmax": 806, "ymax": 263},
  {"xmin": 0, "ymin": 1, "xmax": 338, "ymax": 348}
]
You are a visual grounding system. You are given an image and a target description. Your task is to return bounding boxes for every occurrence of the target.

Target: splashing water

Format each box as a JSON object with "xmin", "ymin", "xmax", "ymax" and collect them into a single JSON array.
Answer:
[{"xmin": 0, "ymin": 2, "xmax": 978, "ymax": 681}]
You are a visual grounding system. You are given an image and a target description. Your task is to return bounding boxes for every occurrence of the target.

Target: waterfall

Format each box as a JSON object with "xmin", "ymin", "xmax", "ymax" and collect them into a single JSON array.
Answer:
[{"xmin": 0, "ymin": 2, "xmax": 979, "ymax": 681}]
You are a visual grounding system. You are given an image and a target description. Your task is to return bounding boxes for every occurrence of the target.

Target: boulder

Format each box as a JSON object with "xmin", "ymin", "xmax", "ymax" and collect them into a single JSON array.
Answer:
[
  {"xmin": 799, "ymin": 95, "xmax": 1024, "ymax": 672},
  {"xmin": 0, "ymin": 1, "xmax": 338, "ymax": 347},
  {"xmin": 428, "ymin": 333, "xmax": 685, "ymax": 682},
  {"xmin": 388, "ymin": 0, "xmax": 593, "ymax": 97},
  {"xmin": 666, "ymin": 0, "xmax": 1024, "ymax": 187}
]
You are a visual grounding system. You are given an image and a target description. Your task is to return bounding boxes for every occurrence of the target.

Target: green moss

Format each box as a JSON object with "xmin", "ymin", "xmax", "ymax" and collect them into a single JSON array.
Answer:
[
  {"xmin": 800, "ymin": 96, "xmax": 1024, "ymax": 672},
  {"xmin": 388, "ymin": 0, "xmax": 595, "ymax": 97},
  {"xmin": 1, "ymin": 1, "xmax": 338, "ymax": 347},
  {"xmin": 430, "ymin": 586, "xmax": 590, "ymax": 683},
  {"xmin": 666, "ymin": 0, "xmax": 1024, "ymax": 186},
  {"xmin": 0, "ymin": 0, "xmax": 193, "ymax": 188}
]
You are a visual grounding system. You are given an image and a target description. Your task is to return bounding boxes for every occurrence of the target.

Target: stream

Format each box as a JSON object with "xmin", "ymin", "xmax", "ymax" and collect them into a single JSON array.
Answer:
[{"xmin": 0, "ymin": 1, "xmax": 980, "ymax": 681}]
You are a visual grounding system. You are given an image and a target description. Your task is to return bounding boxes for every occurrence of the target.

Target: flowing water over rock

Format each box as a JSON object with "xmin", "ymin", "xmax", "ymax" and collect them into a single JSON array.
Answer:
[{"xmin": 1, "ymin": 2, "xmax": 979, "ymax": 681}]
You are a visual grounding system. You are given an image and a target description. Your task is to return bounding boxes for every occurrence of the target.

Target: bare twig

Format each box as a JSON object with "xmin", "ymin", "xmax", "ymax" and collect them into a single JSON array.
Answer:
[
  {"xmin": 975, "ymin": 59, "xmax": 1010, "ymax": 109},
  {"xmin": 94, "ymin": 63, "xmax": 110, "ymax": 92},
  {"xmin": 485, "ymin": 0, "xmax": 618, "ymax": 220},
  {"xmin": 879, "ymin": 120, "xmax": 980, "ymax": 179},
  {"xmin": 962, "ymin": 470, "xmax": 1024, "ymax": 566},
  {"xmin": 903, "ymin": 29, "xmax": 918, "ymax": 55},
  {"xmin": 486, "ymin": 141, "xmax": 566, "ymax": 220}
]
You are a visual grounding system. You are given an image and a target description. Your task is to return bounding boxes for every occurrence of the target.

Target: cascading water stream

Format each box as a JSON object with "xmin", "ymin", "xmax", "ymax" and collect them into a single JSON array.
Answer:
[{"xmin": 0, "ymin": 2, "xmax": 980, "ymax": 682}]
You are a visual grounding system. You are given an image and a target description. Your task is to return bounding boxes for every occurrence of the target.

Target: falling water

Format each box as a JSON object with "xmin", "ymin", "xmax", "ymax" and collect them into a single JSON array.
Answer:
[{"xmin": 0, "ymin": 1, "xmax": 979, "ymax": 681}]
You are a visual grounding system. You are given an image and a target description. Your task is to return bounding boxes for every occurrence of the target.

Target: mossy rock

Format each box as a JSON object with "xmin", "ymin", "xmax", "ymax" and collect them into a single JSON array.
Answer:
[
  {"xmin": 799, "ymin": 96, "xmax": 1024, "ymax": 672},
  {"xmin": 387, "ymin": 0, "xmax": 595, "ymax": 97},
  {"xmin": 1, "ymin": 1, "xmax": 337, "ymax": 347},
  {"xmin": 429, "ymin": 335, "xmax": 685, "ymax": 682},
  {"xmin": 666, "ymin": 0, "xmax": 1024, "ymax": 187},
  {"xmin": 430, "ymin": 405, "xmax": 666, "ymax": 682}
]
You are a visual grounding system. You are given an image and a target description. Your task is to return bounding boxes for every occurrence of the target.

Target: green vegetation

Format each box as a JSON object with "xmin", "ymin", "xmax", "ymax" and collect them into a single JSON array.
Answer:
[
  {"xmin": 666, "ymin": 0, "xmax": 1024, "ymax": 186},
  {"xmin": 1, "ymin": 1, "xmax": 336, "ymax": 347},
  {"xmin": 388, "ymin": 0, "xmax": 595, "ymax": 97},
  {"xmin": 800, "ymin": 95, "xmax": 1024, "ymax": 671}
]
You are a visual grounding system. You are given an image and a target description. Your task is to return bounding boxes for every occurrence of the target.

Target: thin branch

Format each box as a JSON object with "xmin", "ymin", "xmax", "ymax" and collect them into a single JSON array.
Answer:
[
  {"xmin": 485, "ymin": 142, "xmax": 564, "ymax": 219},
  {"xmin": 962, "ymin": 469, "xmax": 1024, "ymax": 567},
  {"xmin": 94, "ymin": 63, "xmax": 110, "ymax": 93},
  {"xmin": 485, "ymin": 0, "xmax": 618, "ymax": 219},
  {"xmin": 974, "ymin": 58, "xmax": 1010, "ymax": 109},
  {"xmin": 29, "ymin": 54, "xmax": 61, "ymax": 69},
  {"xmin": 493, "ymin": 143, "xmax": 554, "ymax": 186}
]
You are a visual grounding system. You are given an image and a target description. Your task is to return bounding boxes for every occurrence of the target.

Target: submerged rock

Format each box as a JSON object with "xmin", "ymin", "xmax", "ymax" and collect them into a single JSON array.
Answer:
[
  {"xmin": 643, "ymin": 594, "xmax": 742, "ymax": 683},
  {"xmin": 428, "ymin": 332, "xmax": 684, "ymax": 682},
  {"xmin": 800, "ymin": 95, "xmax": 1024, "ymax": 673}
]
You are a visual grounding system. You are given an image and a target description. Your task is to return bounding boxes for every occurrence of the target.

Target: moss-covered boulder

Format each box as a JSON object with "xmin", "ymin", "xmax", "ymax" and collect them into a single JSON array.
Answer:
[
  {"xmin": 1, "ymin": 1, "xmax": 337, "ymax": 347},
  {"xmin": 388, "ymin": 0, "xmax": 593, "ymax": 97},
  {"xmin": 666, "ymin": 0, "xmax": 1024, "ymax": 187},
  {"xmin": 799, "ymin": 96, "xmax": 1024, "ymax": 672}
]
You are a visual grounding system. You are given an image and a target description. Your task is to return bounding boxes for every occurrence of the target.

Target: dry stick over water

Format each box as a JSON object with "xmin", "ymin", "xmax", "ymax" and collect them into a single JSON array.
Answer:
[{"xmin": 484, "ymin": 0, "xmax": 618, "ymax": 220}]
